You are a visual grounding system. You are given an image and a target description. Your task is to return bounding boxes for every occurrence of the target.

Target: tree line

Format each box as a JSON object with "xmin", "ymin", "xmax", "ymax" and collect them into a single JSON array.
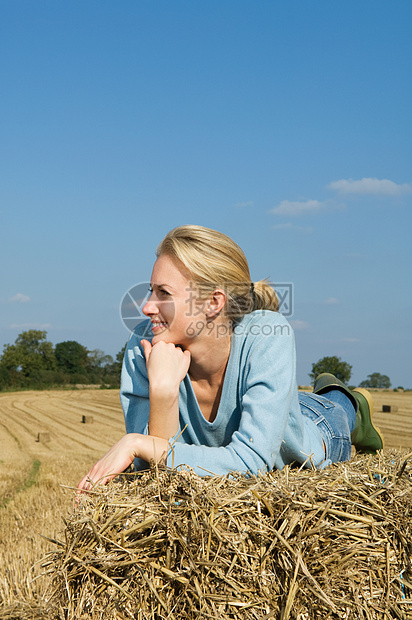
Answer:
[
  {"xmin": 309, "ymin": 356, "xmax": 394, "ymax": 389},
  {"xmin": 0, "ymin": 330, "xmax": 126, "ymax": 391},
  {"xmin": 0, "ymin": 333, "xmax": 398, "ymax": 392}
]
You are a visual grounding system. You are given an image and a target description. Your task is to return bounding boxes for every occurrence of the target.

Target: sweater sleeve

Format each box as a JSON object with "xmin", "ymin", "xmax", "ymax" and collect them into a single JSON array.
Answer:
[
  {"xmin": 120, "ymin": 322, "xmax": 153, "ymax": 469},
  {"xmin": 166, "ymin": 316, "xmax": 301, "ymax": 476}
]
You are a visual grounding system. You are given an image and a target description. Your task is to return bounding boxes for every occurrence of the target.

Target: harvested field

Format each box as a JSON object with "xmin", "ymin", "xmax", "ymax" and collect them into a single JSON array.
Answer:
[
  {"xmin": 0, "ymin": 389, "xmax": 411, "ymax": 619},
  {"xmin": 0, "ymin": 389, "xmax": 125, "ymax": 618},
  {"xmin": 367, "ymin": 391, "xmax": 412, "ymax": 450},
  {"xmin": 0, "ymin": 389, "xmax": 124, "ymax": 504}
]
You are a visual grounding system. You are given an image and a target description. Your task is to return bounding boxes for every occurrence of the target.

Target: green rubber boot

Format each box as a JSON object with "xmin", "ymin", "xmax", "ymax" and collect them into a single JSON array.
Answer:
[
  {"xmin": 312, "ymin": 372, "xmax": 358, "ymax": 412},
  {"xmin": 312, "ymin": 373, "xmax": 384, "ymax": 454},
  {"xmin": 351, "ymin": 388, "xmax": 384, "ymax": 454}
]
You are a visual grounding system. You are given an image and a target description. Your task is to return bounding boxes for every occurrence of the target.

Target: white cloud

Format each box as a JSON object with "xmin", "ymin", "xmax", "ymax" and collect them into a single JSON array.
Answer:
[
  {"xmin": 9, "ymin": 323, "xmax": 51, "ymax": 329},
  {"xmin": 328, "ymin": 177, "xmax": 412, "ymax": 196},
  {"xmin": 234, "ymin": 200, "xmax": 254, "ymax": 208},
  {"xmin": 325, "ymin": 297, "xmax": 339, "ymax": 305},
  {"xmin": 270, "ymin": 199, "xmax": 326, "ymax": 216},
  {"xmin": 341, "ymin": 337, "xmax": 360, "ymax": 343},
  {"xmin": 289, "ymin": 319, "xmax": 309, "ymax": 330},
  {"xmin": 9, "ymin": 293, "xmax": 30, "ymax": 303}
]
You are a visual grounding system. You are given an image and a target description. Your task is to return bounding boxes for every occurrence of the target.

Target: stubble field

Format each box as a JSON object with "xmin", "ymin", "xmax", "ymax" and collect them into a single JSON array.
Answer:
[{"xmin": 0, "ymin": 388, "xmax": 411, "ymax": 614}]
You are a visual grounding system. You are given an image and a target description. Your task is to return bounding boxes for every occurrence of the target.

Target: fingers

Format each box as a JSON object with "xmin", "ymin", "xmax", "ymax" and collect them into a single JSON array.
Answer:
[
  {"xmin": 140, "ymin": 339, "xmax": 152, "ymax": 361},
  {"xmin": 76, "ymin": 470, "xmax": 118, "ymax": 504},
  {"xmin": 183, "ymin": 349, "xmax": 191, "ymax": 362},
  {"xmin": 75, "ymin": 472, "xmax": 113, "ymax": 507},
  {"xmin": 75, "ymin": 474, "xmax": 94, "ymax": 505},
  {"xmin": 76, "ymin": 472, "xmax": 108, "ymax": 493},
  {"xmin": 148, "ymin": 343, "xmax": 191, "ymax": 388},
  {"xmin": 76, "ymin": 434, "xmax": 140, "ymax": 499},
  {"xmin": 142, "ymin": 339, "xmax": 190, "ymax": 360},
  {"xmin": 77, "ymin": 475, "xmax": 89, "ymax": 492}
]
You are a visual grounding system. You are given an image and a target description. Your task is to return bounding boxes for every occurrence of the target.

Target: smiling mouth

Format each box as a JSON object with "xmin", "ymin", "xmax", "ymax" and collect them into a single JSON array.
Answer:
[{"xmin": 151, "ymin": 321, "xmax": 168, "ymax": 332}]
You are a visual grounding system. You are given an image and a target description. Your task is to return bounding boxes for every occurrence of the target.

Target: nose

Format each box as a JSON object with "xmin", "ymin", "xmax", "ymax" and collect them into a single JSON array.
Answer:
[{"xmin": 142, "ymin": 292, "xmax": 159, "ymax": 316}]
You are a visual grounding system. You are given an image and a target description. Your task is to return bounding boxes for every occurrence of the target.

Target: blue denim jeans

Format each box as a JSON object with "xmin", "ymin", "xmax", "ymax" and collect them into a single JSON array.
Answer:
[{"xmin": 299, "ymin": 389, "xmax": 357, "ymax": 466}]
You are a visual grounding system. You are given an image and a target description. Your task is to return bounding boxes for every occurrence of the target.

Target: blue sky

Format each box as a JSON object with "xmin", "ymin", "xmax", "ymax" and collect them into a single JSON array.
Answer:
[{"xmin": 1, "ymin": 0, "xmax": 411, "ymax": 387}]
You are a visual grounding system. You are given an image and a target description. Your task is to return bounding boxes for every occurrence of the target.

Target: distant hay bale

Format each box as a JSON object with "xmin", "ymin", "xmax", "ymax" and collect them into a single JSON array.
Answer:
[
  {"xmin": 382, "ymin": 405, "xmax": 398, "ymax": 413},
  {"xmin": 39, "ymin": 449, "xmax": 412, "ymax": 620},
  {"xmin": 36, "ymin": 432, "xmax": 50, "ymax": 443},
  {"xmin": 81, "ymin": 415, "xmax": 94, "ymax": 424}
]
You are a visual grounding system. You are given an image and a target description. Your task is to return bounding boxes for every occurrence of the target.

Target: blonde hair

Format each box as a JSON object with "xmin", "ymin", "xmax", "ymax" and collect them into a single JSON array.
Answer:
[{"xmin": 156, "ymin": 225, "xmax": 279, "ymax": 321}]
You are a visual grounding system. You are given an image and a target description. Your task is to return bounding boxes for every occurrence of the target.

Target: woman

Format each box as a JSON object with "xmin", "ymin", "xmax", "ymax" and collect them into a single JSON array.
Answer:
[{"xmin": 78, "ymin": 225, "xmax": 383, "ymax": 491}]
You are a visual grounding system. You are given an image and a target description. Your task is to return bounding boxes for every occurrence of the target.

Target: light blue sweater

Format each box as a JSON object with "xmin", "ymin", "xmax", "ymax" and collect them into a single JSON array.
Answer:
[{"xmin": 120, "ymin": 310, "xmax": 325, "ymax": 476}]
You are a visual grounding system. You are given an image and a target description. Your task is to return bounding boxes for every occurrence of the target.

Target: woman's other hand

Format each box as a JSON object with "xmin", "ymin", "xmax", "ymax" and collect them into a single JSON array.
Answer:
[
  {"xmin": 141, "ymin": 339, "xmax": 191, "ymax": 394},
  {"xmin": 141, "ymin": 339, "xmax": 190, "ymax": 439},
  {"xmin": 77, "ymin": 433, "xmax": 169, "ymax": 494},
  {"xmin": 77, "ymin": 433, "xmax": 141, "ymax": 492}
]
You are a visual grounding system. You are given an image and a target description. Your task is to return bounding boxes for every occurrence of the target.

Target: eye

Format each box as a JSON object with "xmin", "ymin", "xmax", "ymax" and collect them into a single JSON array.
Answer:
[{"xmin": 158, "ymin": 288, "xmax": 171, "ymax": 297}]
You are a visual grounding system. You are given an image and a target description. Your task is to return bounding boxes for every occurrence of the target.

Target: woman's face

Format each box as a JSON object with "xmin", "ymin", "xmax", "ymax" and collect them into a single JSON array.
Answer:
[{"xmin": 142, "ymin": 254, "xmax": 208, "ymax": 348}]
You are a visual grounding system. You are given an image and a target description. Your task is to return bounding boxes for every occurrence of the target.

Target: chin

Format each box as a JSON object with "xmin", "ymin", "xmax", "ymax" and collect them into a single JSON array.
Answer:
[{"xmin": 152, "ymin": 331, "xmax": 172, "ymax": 345}]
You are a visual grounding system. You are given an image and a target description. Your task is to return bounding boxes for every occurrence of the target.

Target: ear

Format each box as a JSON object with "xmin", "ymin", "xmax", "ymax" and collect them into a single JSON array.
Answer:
[{"xmin": 205, "ymin": 288, "xmax": 227, "ymax": 318}]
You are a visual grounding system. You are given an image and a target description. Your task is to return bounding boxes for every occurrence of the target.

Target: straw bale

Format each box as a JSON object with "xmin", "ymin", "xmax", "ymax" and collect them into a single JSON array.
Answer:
[
  {"xmin": 37, "ymin": 450, "xmax": 412, "ymax": 619},
  {"xmin": 37, "ymin": 432, "xmax": 50, "ymax": 443}
]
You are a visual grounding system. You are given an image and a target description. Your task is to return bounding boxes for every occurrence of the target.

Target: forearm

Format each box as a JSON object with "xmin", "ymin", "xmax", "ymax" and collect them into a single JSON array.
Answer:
[
  {"xmin": 148, "ymin": 388, "xmax": 180, "ymax": 439},
  {"xmin": 137, "ymin": 433, "xmax": 169, "ymax": 464},
  {"xmin": 141, "ymin": 339, "xmax": 190, "ymax": 440}
]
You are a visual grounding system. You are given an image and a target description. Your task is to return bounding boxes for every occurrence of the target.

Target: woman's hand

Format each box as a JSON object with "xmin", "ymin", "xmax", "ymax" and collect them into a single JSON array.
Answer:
[
  {"xmin": 141, "ymin": 339, "xmax": 191, "ymax": 394},
  {"xmin": 141, "ymin": 339, "xmax": 190, "ymax": 438},
  {"xmin": 77, "ymin": 433, "xmax": 169, "ymax": 494},
  {"xmin": 77, "ymin": 433, "xmax": 141, "ymax": 492}
]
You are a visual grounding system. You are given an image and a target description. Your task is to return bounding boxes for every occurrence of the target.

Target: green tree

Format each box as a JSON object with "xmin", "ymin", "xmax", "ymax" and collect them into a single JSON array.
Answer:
[
  {"xmin": 85, "ymin": 349, "xmax": 113, "ymax": 384},
  {"xmin": 0, "ymin": 330, "xmax": 56, "ymax": 387},
  {"xmin": 112, "ymin": 343, "xmax": 127, "ymax": 375},
  {"xmin": 309, "ymin": 355, "xmax": 352, "ymax": 385},
  {"xmin": 16, "ymin": 330, "xmax": 56, "ymax": 376},
  {"xmin": 0, "ymin": 365, "xmax": 11, "ymax": 390},
  {"xmin": 55, "ymin": 341, "xmax": 89, "ymax": 375},
  {"xmin": 0, "ymin": 343, "xmax": 21, "ymax": 373},
  {"xmin": 0, "ymin": 342, "xmax": 24, "ymax": 387},
  {"xmin": 99, "ymin": 344, "xmax": 127, "ymax": 388},
  {"xmin": 88, "ymin": 349, "xmax": 114, "ymax": 370},
  {"xmin": 359, "ymin": 373, "xmax": 391, "ymax": 389}
]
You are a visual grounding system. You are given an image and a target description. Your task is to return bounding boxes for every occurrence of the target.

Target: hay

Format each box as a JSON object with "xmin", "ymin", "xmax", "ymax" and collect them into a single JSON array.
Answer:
[{"xmin": 11, "ymin": 450, "xmax": 412, "ymax": 619}]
